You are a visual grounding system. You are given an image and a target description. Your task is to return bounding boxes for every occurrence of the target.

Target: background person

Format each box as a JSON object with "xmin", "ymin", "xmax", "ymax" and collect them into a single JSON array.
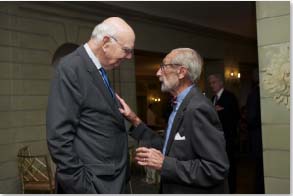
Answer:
[
  {"xmin": 208, "ymin": 73, "xmax": 240, "ymax": 193},
  {"xmin": 246, "ymin": 69, "xmax": 264, "ymax": 193}
]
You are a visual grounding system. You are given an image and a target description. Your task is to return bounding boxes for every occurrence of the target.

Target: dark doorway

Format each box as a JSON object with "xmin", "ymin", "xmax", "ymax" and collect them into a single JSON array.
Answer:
[{"xmin": 52, "ymin": 43, "xmax": 79, "ymax": 67}]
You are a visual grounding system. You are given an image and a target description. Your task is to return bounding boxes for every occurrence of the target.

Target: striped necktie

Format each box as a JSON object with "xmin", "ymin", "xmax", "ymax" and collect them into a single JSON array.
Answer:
[{"xmin": 99, "ymin": 67, "xmax": 114, "ymax": 98}]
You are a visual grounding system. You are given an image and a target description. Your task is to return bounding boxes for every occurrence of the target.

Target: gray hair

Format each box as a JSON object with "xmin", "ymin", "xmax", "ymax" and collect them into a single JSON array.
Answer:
[
  {"xmin": 91, "ymin": 22, "xmax": 117, "ymax": 43},
  {"xmin": 170, "ymin": 48, "xmax": 203, "ymax": 82}
]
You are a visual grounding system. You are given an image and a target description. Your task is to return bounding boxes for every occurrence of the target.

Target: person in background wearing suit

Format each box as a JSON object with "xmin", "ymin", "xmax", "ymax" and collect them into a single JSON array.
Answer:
[
  {"xmin": 208, "ymin": 73, "xmax": 240, "ymax": 193},
  {"xmin": 46, "ymin": 17, "xmax": 135, "ymax": 193},
  {"xmin": 246, "ymin": 69, "xmax": 264, "ymax": 193},
  {"xmin": 116, "ymin": 48, "xmax": 229, "ymax": 194}
]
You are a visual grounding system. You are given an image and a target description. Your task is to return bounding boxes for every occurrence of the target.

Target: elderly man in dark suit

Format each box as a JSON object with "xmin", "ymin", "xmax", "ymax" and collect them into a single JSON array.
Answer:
[
  {"xmin": 46, "ymin": 17, "xmax": 135, "ymax": 193},
  {"xmin": 117, "ymin": 48, "xmax": 229, "ymax": 194},
  {"xmin": 208, "ymin": 73, "xmax": 240, "ymax": 193}
]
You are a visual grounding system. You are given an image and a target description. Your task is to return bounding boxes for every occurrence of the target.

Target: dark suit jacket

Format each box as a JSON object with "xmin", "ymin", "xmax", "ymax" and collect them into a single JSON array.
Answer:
[
  {"xmin": 46, "ymin": 46, "xmax": 129, "ymax": 193},
  {"xmin": 130, "ymin": 86, "xmax": 229, "ymax": 193},
  {"xmin": 212, "ymin": 89, "xmax": 240, "ymax": 152}
]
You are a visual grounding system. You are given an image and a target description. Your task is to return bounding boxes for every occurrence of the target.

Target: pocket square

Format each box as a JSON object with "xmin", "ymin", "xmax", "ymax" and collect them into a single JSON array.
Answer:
[{"xmin": 174, "ymin": 132, "xmax": 186, "ymax": 140}]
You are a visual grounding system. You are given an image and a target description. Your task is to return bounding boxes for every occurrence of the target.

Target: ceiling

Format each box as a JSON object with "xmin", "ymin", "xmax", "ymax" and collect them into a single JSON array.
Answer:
[
  {"xmin": 102, "ymin": 1, "xmax": 257, "ymax": 77},
  {"xmin": 103, "ymin": 1, "xmax": 257, "ymax": 39}
]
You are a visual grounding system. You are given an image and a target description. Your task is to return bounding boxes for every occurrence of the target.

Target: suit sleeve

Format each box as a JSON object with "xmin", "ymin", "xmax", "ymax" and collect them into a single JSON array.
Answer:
[
  {"xmin": 222, "ymin": 92, "xmax": 240, "ymax": 123},
  {"xmin": 130, "ymin": 123, "xmax": 164, "ymax": 150},
  {"xmin": 231, "ymin": 93, "xmax": 240, "ymax": 123},
  {"xmin": 46, "ymin": 65, "xmax": 96, "ymax": 193},
  {"xmin": 161, "ymin": 105, "xmax": 229, "ymax": 187}
]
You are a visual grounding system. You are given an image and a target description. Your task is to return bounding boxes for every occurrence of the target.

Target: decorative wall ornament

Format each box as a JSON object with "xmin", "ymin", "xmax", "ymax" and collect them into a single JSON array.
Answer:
[{"xmin": 262, "ymin": 43, "xmax": 290, "ymax": 109}]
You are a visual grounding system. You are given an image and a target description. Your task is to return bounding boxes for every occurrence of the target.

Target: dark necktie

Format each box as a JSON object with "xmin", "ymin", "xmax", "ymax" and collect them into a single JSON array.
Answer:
[
  {"xmin": 99, "ymin": 67, "xmax": 114, "ymax": 98},
  {"xmin": 213, "ymin": 95, "xmax": 218, "ymax": 105}
]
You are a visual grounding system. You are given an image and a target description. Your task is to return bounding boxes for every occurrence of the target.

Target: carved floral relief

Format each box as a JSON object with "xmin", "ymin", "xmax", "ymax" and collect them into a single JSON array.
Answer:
[{"xmin": 262, "ymin": 43, "xmax": 290, "ymax": 109}]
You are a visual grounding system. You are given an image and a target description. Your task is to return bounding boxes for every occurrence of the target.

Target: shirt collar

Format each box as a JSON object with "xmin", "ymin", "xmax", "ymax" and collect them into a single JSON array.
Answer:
[
  {"xmin": 217, "ymin": 88, "xmax": 224, "ymax": 98},
  {"xmin": 175, "ymin": 85, "xmax": 193, "ymax": 110},
  {"xmin": 84, "ymin": 43, "xmax": 102, "ymax": 70}
]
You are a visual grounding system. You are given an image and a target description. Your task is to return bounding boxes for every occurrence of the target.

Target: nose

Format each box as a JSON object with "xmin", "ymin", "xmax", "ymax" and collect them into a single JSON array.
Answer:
[
  {"xmin": 156, "ymin": 68, "xmax": 162, "ymax": 77},
  {"xmin": 125, "ymin": 52, "xmax": 133, "ymax": 59}
]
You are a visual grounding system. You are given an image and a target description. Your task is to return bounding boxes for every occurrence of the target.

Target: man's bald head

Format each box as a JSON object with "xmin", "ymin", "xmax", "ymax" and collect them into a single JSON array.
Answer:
[
  {"xmin": 89, "ymin": 17, "xmax": 135, "ymax": 70},
  {"xmin": 91, "ymin": 17, "xmax": 135, "ymax": 44},
  {"xmin": 103, "ymin": 17, "xmax": 135, "ymax": 35}
]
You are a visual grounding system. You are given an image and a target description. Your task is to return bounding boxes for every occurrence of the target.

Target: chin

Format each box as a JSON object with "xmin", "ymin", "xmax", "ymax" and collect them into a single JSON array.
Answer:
[
  {"xmin": 161, "ymin": 85, "xmax": 169, "ymax": 93},
  {"xmin": 113, "ymin": 61, "xmax": 123, "ymax": 68},
  {"xmin": 109, "ymin": 63, "xmax": 118, "ymax": 69}
]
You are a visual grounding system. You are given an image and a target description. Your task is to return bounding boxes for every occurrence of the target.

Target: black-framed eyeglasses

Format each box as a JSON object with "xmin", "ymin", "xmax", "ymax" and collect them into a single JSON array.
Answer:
[
  {"xmin": 109, "ymin": 35, "xmax": 134, "ymax": 55},
  {"xmin": 160, "ymin": 63, "xmax": 181, "ymax": 70}
]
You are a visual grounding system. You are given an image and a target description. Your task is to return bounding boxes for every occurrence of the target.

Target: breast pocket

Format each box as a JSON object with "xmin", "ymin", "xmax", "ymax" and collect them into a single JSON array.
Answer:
[{"xmin": 171, "ymin": 128, "xmax": 188, "ymax": 159}]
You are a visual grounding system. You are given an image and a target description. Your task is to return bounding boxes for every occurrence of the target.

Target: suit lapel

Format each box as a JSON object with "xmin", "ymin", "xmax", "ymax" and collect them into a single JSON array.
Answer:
[
  {"xmin": 77, "ymin": 46, "xmax": 125, "ymax": 124},
  {"xmin": 165, "ymin": 86, "xmax": 197, "ymax": 155}
]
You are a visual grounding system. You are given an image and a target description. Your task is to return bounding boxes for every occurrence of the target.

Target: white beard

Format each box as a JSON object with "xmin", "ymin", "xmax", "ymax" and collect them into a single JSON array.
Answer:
[{"xmin": 160, "ymin": 76, "xmax": 179, "ymax": 93}]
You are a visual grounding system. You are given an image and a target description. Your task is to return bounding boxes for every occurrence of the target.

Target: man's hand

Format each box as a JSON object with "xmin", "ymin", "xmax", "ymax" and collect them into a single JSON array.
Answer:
[
  {"xmin": 215, "ymin": 105, "xmax": 224, "ymax": 111},
  {"xmin": 135, "ymin": 147, "xmax": 164, "ymax": 171},
  {"xmin": 116, "ymin": 94, "xmax": 141, "ymax": 126}
]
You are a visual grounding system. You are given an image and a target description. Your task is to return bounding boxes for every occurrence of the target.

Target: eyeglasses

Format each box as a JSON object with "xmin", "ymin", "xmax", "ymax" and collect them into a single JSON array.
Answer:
[
  {"xmin": 160, "ymin": 63, "xmax": 181, "ymax": 70},
  {"xmin": 109, "ymin": 35, "xmax": 134, "ymax": 55}
]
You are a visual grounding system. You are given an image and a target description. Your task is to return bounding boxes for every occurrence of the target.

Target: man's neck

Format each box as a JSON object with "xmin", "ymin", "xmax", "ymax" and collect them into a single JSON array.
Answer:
[
  {"xmin": 171, "ymin": 81, "xmax": 193, "ymax": 97},
  {"xmin": 87, "ymin": 39, "xmax": 105, "ymax": 64}
]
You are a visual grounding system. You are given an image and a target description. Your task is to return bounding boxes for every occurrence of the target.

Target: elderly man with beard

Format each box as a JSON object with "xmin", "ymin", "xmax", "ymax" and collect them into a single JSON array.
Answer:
[{"xmin": 116, "ymin": 48, "xmax": 229, "ymax": 194}]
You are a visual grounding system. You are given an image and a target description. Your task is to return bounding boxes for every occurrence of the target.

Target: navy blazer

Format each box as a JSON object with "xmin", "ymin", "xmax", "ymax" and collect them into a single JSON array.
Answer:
[
  {"xmin": 46, "ymin": 46, "xmax": 129, "ymax": 193},
  {"xmin": 131, "ymin": 86, "xmax": 229, "ymax": 193}
]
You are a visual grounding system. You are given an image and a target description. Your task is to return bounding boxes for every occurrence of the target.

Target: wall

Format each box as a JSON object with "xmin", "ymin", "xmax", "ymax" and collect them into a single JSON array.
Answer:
[
  {"xmin": 0, "ymin": 2, "xmax": 96, "ymax": 193},
  {"xmin": 256, "ymin": 1, "xmax": 290, "ymax": 194},
  {"xmin": 0, "ymin": 2, "xmax": 258, "ymax": 193}
]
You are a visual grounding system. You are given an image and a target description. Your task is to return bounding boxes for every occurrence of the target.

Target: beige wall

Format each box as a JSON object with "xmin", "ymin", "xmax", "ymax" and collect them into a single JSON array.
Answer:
[
  {"xmin": 0, "ymin": 3, "xmax": 96, "ymax": 193},
  {"xmin": 0, "ymin": 2, "xmax": 258, "ymax": 193},
  {"xmin": 256, "ymin": 1, "xmax": 290, "ymax": 194}
]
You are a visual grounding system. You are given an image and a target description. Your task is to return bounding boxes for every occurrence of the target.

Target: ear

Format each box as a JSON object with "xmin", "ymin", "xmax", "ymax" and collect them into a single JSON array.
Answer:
[
  {"xmin": 102, "ymin": 35, "xmax": 111, "ymax": 43},
  {"xmin": 178, "ymin": 67, "xmax": 187, "ymax": 79},
  {"xmin": 102, "ymin": 36, "xmax": 111, "ymax": 51}
]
